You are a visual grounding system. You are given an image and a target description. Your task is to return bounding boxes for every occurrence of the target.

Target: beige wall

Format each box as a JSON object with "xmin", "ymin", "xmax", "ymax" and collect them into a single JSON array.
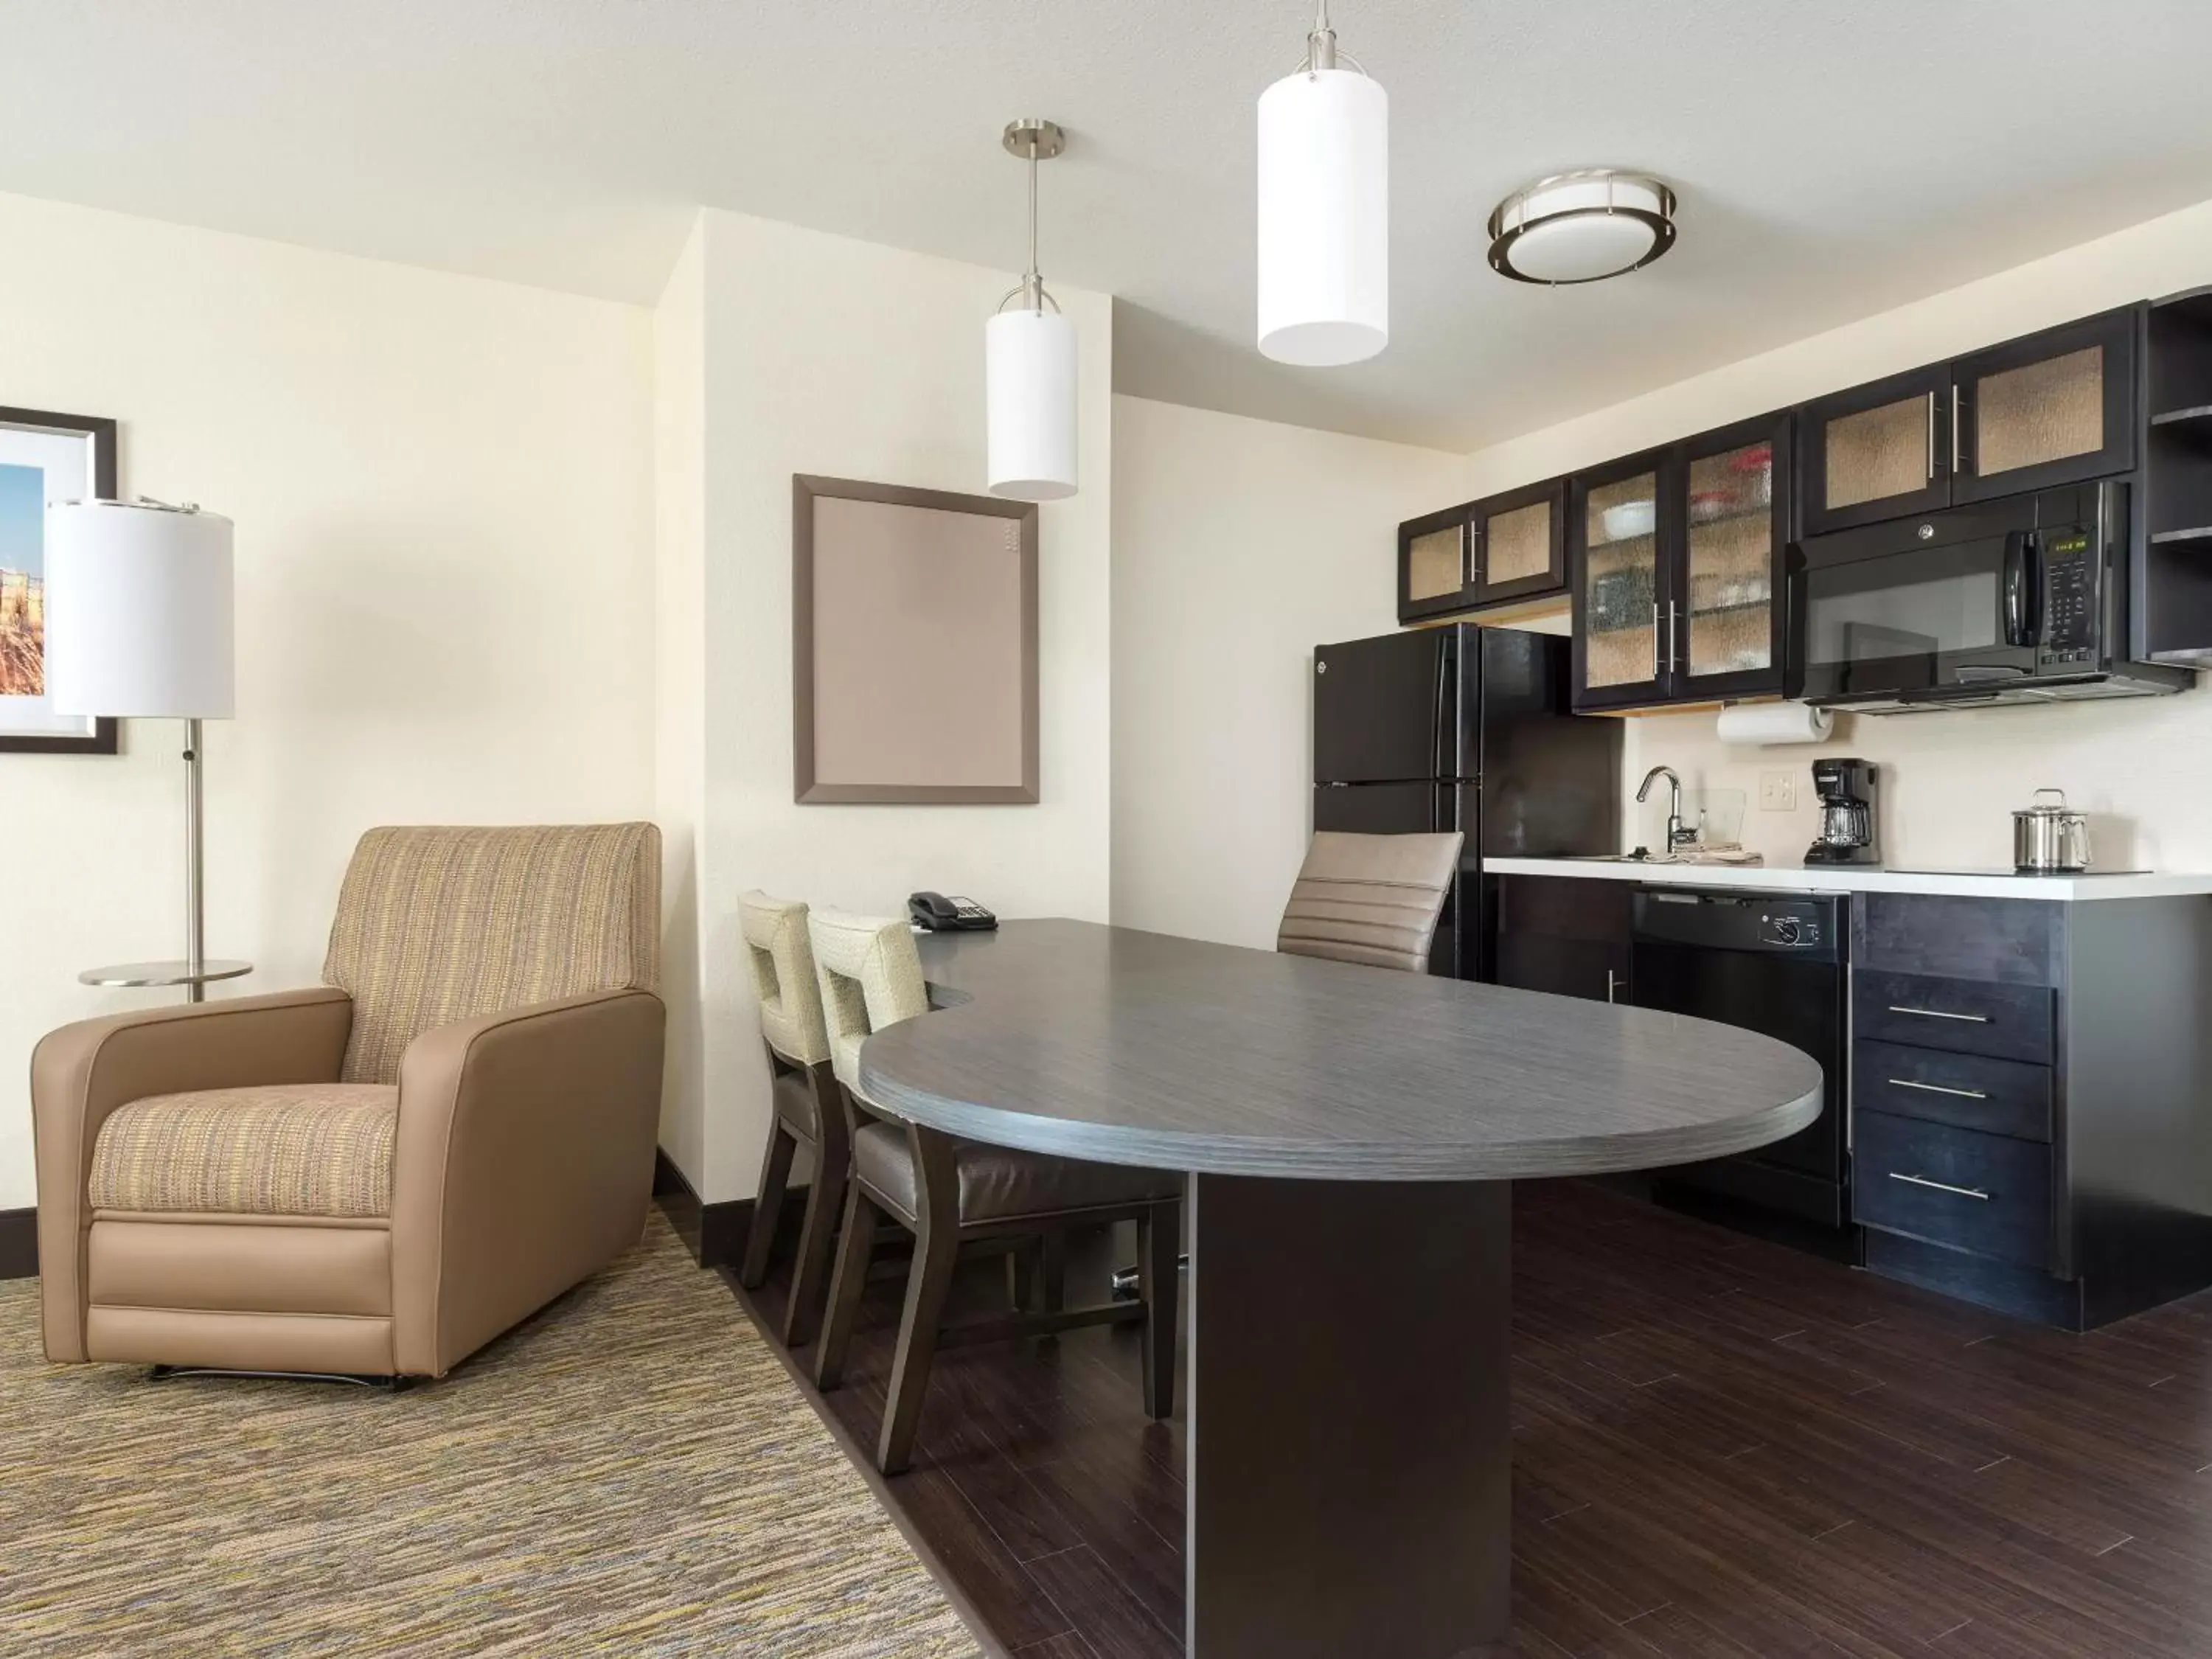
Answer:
[
  {"xmin": 1110, "ymin": 395, "xmax": 1464, "ymax": 948},
  {"xmin": 0, "ymin": 189, "xmax": 656, "ymax": 1210},
  {"xmin": 1458, "ymin": 195, "xmax": 2212, "ymax": 872},
  {"xmin": 659, "ymin": 209, "xmax": 1113, "ymax": 1203}
]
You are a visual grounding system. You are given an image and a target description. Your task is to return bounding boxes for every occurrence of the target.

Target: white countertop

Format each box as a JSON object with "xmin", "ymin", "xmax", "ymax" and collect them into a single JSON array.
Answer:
[{"xmin": 1486, "ymin": 856, "xmax": 2212, "ymax": 902}]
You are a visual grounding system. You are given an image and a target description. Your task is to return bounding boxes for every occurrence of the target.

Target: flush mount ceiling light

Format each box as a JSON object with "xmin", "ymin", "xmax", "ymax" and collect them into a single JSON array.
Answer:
[
  {"xmin": 987, "ymin": 117, "xmax": 1078, "ymax": 501},
  {"xmin": 1257, "ymin": 1, "xmax": 1388, "ymax": 366},
  {"xmin": 1486, "ymin": 169, "xmax": 1677, "ymax": 286}
]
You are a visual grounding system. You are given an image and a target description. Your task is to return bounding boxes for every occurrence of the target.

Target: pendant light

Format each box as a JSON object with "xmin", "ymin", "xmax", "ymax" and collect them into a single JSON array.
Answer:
[
  {"xmin": 987, "ymin": 117, "xmax": 1078, "ymax": 501},
  {"xmin": 1257, "ymin": 1, "xmax": 1388, "ymax": 366}
]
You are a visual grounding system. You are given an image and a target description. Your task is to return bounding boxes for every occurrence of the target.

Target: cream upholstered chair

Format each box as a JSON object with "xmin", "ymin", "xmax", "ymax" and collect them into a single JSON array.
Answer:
[
  {"xmin": 805, "ymin": 911, "xmax": 1183, "ymax": 1475},
  {"xmin": 1276, "ymin": 830, "xmax": 1465, "ymax": 972},
  {"xmin": 734, "ymin": 891, "xmax": 845, "ymax": 1347},
  {"xmin": 32, "ymin": 823, "xmax": 665, "ymax": 1382}
]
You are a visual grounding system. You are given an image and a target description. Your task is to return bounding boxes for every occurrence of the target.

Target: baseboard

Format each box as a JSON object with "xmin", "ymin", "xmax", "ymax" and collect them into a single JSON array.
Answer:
[
  {"xmin": 653, "ymin": 1148, "xmax": 797, "ymax": 1272},
  {"xmin": 0, "ymin": 1208, "xmax": 36, "ymax": 1279}
]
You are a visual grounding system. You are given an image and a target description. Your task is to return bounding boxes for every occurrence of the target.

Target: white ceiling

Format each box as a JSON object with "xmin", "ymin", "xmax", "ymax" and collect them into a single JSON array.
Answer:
[{"xmin": 7, "ymin": 1, "xmax": 2212, "ymax": 451}]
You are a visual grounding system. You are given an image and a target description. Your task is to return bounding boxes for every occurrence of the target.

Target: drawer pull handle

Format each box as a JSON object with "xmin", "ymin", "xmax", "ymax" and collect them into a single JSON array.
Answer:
[
  {"xmin": 1886, "ymin": 1077, "xmax": 1989, "ymax": 1101},
  {"xmin": 1886, "ymin": 1005, "xmax": 1991, "ymax": 1023},
  {"xmin": 1889, "ymin": 1172, "xmax": 1991, "ymax": 1201}
]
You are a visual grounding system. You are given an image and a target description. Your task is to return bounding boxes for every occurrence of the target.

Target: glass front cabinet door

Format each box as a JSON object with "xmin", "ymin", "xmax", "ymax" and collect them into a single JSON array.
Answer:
[
  {"xmin": 1469, "ymin": 478, "xmax": 1568, "ymax": 607},
  {"xmin": 1677, "ymin": 412, "xmax": 1791, "ymax": 700},
  {"xmin": 1571, "ymin": 451, "xmax": 1669, "ymax": 709},
  {"xmin": 1951, "ymin": 308, "xmax": 2136, "ymax": 505},
  {"xmin": 1798, "ymin": 364, "xmax": 1952, "ymax": 538},
  {"xmin": 1398, "ymin": 504, "xmax": 1471, "ymax": 623}
]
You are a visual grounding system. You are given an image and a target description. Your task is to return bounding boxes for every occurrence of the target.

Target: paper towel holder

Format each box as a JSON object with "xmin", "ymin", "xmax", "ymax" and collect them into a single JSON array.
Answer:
[{"xmin": 1714, "ymin": 700, "xmax": 1835, "ymax": 746}]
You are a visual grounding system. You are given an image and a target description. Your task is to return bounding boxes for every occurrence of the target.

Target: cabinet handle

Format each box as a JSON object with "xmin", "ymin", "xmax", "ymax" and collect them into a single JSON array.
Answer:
[
  {"xmin": 1950, "ymin": 383, "xmax": 1964, "ymax": 476},
  {"xmin": 1650, "ymin": 602, "xmax": 1660, "ymax": 679},
  {"xmin": 1885, "ymin": 1005, "xmax": 1990, "ymax": 1023},
  {"xmin": 1606, "ymin": 969, "xmax": 1620, "ymax": 1004},
  {"xmin": 1889, "ymin": 1172, "xmax": 1990, "ymax": 1202},
  {"xmin": 1887, "ymin": 1077, "xmax": 1988, "ymax": 1101},
  {"xmin": 1667, "ymin": 601, "xmax": 1679, "ymax": 672},
  {"xmin": 1924, "ymin": 392, "xmax": 1937, "ymax": 482}
]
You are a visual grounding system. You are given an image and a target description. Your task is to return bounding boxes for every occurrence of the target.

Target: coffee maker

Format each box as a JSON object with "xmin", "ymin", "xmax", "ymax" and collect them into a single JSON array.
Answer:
[{"xmin": 1805, "ymin": 757, "xmax": 1879, "ymax": 866}]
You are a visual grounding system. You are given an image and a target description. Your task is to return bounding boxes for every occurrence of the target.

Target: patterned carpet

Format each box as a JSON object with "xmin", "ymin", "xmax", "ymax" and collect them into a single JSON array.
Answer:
[{"xmin": 0, "ymin": 1214, "xmax": 980, "ymax": 1658}]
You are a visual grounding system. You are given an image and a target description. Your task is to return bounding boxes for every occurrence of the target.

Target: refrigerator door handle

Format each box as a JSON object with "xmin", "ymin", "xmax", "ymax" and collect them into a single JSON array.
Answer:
[{"xmin": 1432, "ymin": 635, "xmax": 1453, "ymax": 782}]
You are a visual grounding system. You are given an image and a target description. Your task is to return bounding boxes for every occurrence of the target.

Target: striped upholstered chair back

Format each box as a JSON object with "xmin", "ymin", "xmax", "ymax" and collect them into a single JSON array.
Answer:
[
  {"xmin": 321, "ymin": 824, "xmax": 662, "ymax": 1085},
  {"xmin": 1276, "ymin": 830, "xmax": 1464, "ymax": 973}
]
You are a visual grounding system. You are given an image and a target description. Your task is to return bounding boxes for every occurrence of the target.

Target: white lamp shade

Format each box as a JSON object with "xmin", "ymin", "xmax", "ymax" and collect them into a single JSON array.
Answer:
[
  {"xmin": 45, "ymin": 500, "xmax": 235, "ymax": 718},
  {"xmin": 987, "ymin": 307, "xmax": 1079, "ymax": 501},
  {"xmin": 1257, "ymin": 66, "xmax": 1388, "ymax": 366}
]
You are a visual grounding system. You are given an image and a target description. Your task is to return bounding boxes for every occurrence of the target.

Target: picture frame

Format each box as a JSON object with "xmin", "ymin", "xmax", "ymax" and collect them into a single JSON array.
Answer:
[
  {"xmin": 793, "ymin": 473, "xmax": 1039, "ymax": 804},
  {"xmin": 0, "ymin": 405, "xmax": 119, "ymax": 754}
]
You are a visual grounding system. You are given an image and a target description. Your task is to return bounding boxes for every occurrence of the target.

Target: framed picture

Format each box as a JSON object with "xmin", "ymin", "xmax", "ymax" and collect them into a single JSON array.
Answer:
[
  {"xmin": 793, "ymin": 474, "xmax": 1038, "ymax": 804},
  {"xmin": 0, "ymin": 406, "xmax": 119, "ymax": 754}
]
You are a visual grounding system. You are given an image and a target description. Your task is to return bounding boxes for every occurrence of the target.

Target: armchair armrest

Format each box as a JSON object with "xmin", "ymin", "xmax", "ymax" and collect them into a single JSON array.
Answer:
[
  {"xmin": 31, "ymin": 986, "xmax": 355, "ymax": 1362},
  {"xmin": 389, "ymin": 987, "xmax": 665, "ymax": 1375}
]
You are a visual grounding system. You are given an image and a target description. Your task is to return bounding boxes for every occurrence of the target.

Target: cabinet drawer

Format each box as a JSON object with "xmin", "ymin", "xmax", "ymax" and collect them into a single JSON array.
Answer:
[
  {"xmin": 1855, "ymin": 1040, "xmax": 2051, "ymax": 1143},
  {"xmin": 1854, "ymin": 970, "xmax": 2054, "ymax": 1063},
  {"xmin": 1852, "ymin": 893, "xmax": 2058, "ymax": 987},
  {"xmin": 1854, "ymin": 1110, "xmax": 2053, "ymax": 1268}
]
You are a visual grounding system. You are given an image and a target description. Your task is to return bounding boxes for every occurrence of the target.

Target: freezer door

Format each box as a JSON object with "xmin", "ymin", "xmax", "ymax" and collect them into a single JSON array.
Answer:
[{"xmin": 1313, "ymin": 628, "xmax": 1458, "ymax": 785}]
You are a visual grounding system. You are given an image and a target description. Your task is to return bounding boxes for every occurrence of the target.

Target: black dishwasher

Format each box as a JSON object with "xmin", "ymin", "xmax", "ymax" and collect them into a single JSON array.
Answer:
[{"xmin": 1631, "ymin": 888, "xmax": 1850, "ymax": 1231}]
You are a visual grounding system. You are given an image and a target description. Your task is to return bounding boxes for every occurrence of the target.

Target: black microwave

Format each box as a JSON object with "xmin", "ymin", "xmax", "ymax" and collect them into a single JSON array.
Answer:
[{"xmin": 1791, "ymin": 481, "xmax": 2188, "ymax": 710}]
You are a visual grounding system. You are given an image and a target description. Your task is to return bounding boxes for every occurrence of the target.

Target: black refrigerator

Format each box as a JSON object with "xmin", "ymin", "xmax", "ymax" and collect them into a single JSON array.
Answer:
[{"xmin": 1313, "ymin": 625, "xmax": 1620, "ymax": 981}]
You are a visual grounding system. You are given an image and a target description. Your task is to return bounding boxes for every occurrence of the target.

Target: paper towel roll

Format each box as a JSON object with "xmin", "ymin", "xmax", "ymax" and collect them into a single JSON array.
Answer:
[{"xmin": 1714, "ymin": 700, "xmax": 1834, "ymax": 746}]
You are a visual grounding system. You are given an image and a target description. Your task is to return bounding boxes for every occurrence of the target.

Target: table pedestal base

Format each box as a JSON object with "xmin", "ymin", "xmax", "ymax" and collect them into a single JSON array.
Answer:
[{"xmin": 1187, "ymin": 1175, "xmax": 1511, "ymax": 1658}]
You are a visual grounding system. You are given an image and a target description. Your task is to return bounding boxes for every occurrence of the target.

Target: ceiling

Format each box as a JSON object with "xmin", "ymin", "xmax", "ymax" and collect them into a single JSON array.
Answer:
[{"xmin": 7, "ymin": 1, "xmax": 2212, "ymax": 451}]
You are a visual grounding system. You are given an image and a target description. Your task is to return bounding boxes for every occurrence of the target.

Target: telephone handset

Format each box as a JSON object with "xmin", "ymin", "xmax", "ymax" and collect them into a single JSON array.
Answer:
[{"xmin": 908, "ymin": 891, "xmax": 998, "ymax": 932}]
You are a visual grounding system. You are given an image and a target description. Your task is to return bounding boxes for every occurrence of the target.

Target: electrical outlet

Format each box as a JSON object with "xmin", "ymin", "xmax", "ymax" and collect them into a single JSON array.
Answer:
[{"xmin": 1759, "ymin": 769, "xmax": 1798, "ymax": 812}]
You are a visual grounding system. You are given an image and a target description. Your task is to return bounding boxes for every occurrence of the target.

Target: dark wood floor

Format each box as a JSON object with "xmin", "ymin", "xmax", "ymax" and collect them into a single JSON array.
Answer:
[{"xmin": 723, "ymin": 1179, "xmax": 2212, "ymax": 1658}]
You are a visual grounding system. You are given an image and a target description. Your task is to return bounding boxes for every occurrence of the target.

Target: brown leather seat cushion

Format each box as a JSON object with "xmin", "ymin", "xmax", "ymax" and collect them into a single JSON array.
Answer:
[
  {"xmin": 853, "ymin": 1121, "xmax": 1180, "ymax": 1224},
  {"xmin": 771, "ymin": 1068, "xmax": 818, "ymax": 1134}
]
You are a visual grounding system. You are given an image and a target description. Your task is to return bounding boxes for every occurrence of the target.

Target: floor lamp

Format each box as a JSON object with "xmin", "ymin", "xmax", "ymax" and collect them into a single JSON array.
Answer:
[{"xmin": 46, "ymin": 498, "xmax": 248, "ymax": 1004}]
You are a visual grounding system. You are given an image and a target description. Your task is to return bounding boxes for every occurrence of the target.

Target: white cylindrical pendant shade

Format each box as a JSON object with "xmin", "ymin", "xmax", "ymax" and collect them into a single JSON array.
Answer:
[
  {"xmin": 1257, "ymin": 66, "xmax": 1388, "ymax": 366},
  {"xmin": 45, "ymin": 500, "xmax": 235, "ymax": 718},
  {"xmin": 987, "ymin": 307, "xmax": 1079, "ymax": 501}
]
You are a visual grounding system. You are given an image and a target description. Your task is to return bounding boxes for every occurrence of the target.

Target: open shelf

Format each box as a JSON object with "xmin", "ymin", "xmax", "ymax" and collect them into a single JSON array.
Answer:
[
  {"xmin": 2152, "ymin": 404, "xmax": 2212, "ymax": 427},
  {"xmin": 2149, "ymin": 526, "xmax": 2212, "ymax": 547}
]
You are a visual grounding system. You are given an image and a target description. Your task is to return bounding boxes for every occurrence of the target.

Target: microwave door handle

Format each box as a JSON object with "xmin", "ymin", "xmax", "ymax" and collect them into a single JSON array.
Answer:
[{"xmin": 2003, "ymin": 530, "xmax": 2042, "ymax": 648}]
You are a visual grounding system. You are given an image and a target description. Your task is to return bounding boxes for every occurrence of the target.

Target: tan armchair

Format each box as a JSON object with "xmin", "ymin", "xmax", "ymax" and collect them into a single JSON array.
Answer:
[{"xmin": 32, "ymin": 823, "xmax": 666, "ymax": 1380}]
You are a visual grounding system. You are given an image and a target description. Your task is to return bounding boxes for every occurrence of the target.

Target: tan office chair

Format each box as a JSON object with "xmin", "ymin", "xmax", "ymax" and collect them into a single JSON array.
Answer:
[
  {"xmin": 734, "ymin": 891, "xmax": 846, "ymax": 1347},
  {"xmin": 1276, "ymin": 830, "xmax": 1465, "ymax": 971},
  {"xmin": 32, "ymin": 823, "xmax": 665, "ymax": 1381},
  {"xmin": 805, "ymin": 911, "xmax": 1182, "ymax": 1475}
]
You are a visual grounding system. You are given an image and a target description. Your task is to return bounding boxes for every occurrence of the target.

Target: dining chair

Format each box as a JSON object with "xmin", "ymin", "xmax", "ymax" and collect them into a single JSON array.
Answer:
[
  {"xmin": 734, "ymin": 891, "xmax": 846, "ymax": 1348},
  {"xmin": 1276, "ymin": 829, "xmax": 1466, "ymax": 970},
  {"xmin": 805, "ymin": 910, "xmax": 1182, "ymax": 1475}
]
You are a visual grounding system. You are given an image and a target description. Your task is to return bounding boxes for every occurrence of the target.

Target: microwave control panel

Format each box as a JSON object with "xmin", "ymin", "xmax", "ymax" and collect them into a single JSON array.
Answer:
[{"xmin": 2038, "ymin": 529, "xmax": 2098, "ymax": 667}]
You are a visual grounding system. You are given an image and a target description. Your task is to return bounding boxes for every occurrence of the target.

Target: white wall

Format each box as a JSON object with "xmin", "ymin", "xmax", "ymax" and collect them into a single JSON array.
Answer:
[
  {"xmin": 658, "ymin": 209, "xmax": 1113, "ymax": 1203},
  {"xmin": 1110, "ymin": 395, "xmax": 1465, "ymax": 948},
  {"xmin": 0, "ymin": 191, "xmax": 656, "ymax": 1209},
  {"xmin": 1458, "ymin": 194, "xmax": 2212, "ymax": 872}
]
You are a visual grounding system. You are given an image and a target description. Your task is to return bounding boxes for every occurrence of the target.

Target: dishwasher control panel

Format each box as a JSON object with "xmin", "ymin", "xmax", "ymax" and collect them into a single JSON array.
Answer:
[
  {"xmin": 1630, "ymin": 888, "xmax": 1843, "ymax": 961},
  {"xmin": 1759, "ymin": 910, "xmax": 1823, "ymax": 947}
]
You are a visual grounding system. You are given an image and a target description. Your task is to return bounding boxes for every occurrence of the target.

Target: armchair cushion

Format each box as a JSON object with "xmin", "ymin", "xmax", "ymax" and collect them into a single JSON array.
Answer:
[
  {"xmin": 89, "ymin": 1083, "xmax": 399, "ymax": 1219},
  {"xmin": 323, "ymin": 823, "xmax": 661, "ymax": 1085}
]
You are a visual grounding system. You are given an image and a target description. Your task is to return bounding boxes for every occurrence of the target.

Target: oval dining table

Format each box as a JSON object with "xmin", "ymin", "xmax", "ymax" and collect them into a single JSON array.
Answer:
[{"xmin": 860, "ymin": 919, "xmax": 1823, "ymax": 1659}]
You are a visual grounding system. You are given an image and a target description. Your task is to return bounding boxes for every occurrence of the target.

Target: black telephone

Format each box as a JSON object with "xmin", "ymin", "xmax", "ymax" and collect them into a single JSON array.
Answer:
[{"xmin": 908, "ymin": 891, "xmax": 998, "ymax": 932}]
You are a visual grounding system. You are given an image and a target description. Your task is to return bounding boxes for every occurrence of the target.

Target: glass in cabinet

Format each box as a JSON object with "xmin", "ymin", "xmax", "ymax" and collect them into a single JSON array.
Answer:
[
  {"xmin": 1951, "ymin": 308, "xmax": 2135, "ymax": 504},
  {"xmin": 1679, "ymin": 412, "xmax": 1791, "ymax": 698},
  {"xmin": 1798, "ymin": 364, "xmax": 1952, "ymax": 537},
  {"xmin": 1571, "ymin": 454, "xmax": 1666, "ymax": 708},
  {"xmin": 1398, "ymin": 504, "xmax": 1470, "ymax": 623}
]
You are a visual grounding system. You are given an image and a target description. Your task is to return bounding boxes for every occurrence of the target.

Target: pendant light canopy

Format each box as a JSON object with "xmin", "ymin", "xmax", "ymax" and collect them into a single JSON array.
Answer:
[
  {"xmin": 1256, "ymin": 1, "xmax": 1388, "ymax": 366},
  {"xmin": 987, "ymin": 117, "xmax": 1078, "ymax": 502}
]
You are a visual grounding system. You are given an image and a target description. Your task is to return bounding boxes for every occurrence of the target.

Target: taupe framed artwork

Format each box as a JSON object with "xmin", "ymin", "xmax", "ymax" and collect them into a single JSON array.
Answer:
[{"xmin": 793, "ymin": 474, "xmax": 1038, "ymax": 804}]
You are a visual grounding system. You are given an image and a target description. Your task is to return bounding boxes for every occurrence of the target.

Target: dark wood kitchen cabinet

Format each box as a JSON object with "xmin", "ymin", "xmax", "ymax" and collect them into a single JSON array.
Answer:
[
  {"xmin": 1492, "ymin": 874, "xmax": 1630, "ymax": 1004},
  {"xmin": 1798, "ymin": 308, "xmax": 2138, "ymax": 538},
  {"xmin": 1569, "ymin": 410, "xmax": 1792, "ymax": 712},
  {"xmin": 1397, "ymin": 479, "xmax": 1568, "ymax": 625},
  {"xmin": 1849, "ymin": 889, "xmax": 2212, "ymax": 1329}
]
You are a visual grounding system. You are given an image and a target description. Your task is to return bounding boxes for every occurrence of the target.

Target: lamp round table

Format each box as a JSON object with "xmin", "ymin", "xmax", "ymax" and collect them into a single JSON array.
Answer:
[
  {"xmin": 860, "ymin": 919, "xmax": 1824, "ymax": 1659},
  {"xmin": 79, "ymin": 959, "xmax": 254, "ymax": 1004}
]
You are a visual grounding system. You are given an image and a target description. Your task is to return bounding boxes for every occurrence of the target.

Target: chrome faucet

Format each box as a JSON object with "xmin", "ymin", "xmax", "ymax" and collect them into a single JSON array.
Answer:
[{"xmin": 1635, "ymin": 765, "xmax": 1698, "ymax": 858}]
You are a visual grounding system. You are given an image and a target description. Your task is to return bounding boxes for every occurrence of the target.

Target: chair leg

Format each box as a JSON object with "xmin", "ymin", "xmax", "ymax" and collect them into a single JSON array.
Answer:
[
  {"xmin": 738, "ymin": 1123, "xmax": 797, "ymax": 1290},
  {"xmin": 877, "ymin": 1207, "xmax": 961, "ymax": 1475},
  {"xmin": 1006, "ymin": 1244, "xmax": 1037, "ymax": 1312},
  {"xmin": 1138, "ymin": 1199, "xmax": 1180, "ymax": 1420},
  {"xmin": 1037, "ymin": 1230, "xmax": 1068, "ymax": 1315},
  {"xmin": 781, "ymin": 1135, "xmax": 848, "ymax": 1349},
  {"xmin": 815, "ymin": 1183, "xmax": 880, "ymax": 1392}
]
